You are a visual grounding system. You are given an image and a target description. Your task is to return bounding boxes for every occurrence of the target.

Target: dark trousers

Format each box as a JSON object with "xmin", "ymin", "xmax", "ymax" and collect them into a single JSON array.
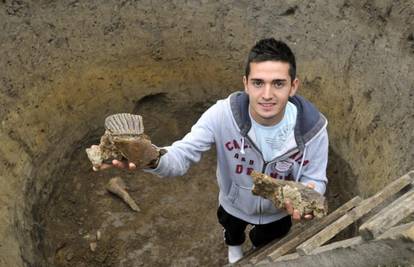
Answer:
[{"xmin": 217, "ymin": 205, "xmax": 292, "ymax": 248}]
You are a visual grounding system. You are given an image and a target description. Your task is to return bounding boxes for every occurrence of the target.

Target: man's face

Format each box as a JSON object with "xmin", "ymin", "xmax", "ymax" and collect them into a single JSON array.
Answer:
[{"xmin": 243, "ymin": 61, "xmax": 299, "ymax": 126}]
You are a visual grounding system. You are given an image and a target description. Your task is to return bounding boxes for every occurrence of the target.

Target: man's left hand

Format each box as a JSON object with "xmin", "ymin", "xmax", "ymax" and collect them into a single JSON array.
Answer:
[{"xmin": 284, "ymin": 182, "xmax": 315, "ymax": 221}]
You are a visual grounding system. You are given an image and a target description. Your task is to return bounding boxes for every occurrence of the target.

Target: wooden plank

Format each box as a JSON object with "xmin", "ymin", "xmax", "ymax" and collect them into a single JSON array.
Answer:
[
  {"xmin": 272, "ymin": 252, "xmax": 299, "ymax": 262},
  {"xmin": 234, "ymin": 221, "xmax": 308, "ymax": 266},
  {"xmin": 310, "ymin": 236, "xmax": 363, "ymax": 254},
  {"xmin": 296, "ymin": 171, "xmax": 414, "ymax": 255},
  {"xmin": 359, "ymin": 186, "xmax": 414, "ymax": 240},
  {"xmin": 275, "ymin": 223, "xmax": 414, "ymax": 264},
  {"xmin": 254, "ymin": 196, "xmax": 363, "ymax": 264},
  {"xmin": 256, "ymin": 223, "xmax": 414, "ymax": 266},
  {"xmin": 263, "ymin": 236, "xmax": 414, "ymax": 267},
  {"xmin": 271, "ymin": 237, "xmax": 363, "ymax": 263},
  {"xmin": 377, "ymin": 221, "xmax": 414, "ymax": 241}
]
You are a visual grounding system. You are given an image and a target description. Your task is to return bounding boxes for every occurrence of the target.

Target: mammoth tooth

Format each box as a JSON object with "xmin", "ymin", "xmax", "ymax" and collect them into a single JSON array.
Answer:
[
  {"xmin": 104, "ymin": 113, "xmax": 144, "ymax": 136},
  {"xmin": 86, "ymin": 113, "xmax": 153, "ymax": 169}
]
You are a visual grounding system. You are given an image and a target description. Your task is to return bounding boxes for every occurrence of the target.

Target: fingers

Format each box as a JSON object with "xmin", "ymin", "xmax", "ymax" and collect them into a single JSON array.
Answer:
[
  {"xmin": 128, "ymin": 162, "xmax": 137, "ymax": 170},
  {"xmin": 292, "ymin": 210, "xmax": 313, "ymax": 221},
  {"xmin": 292, "ymin": 210, "xmax": 301, "ymax": 221},
  {"xmin": 92, "ymin": 160, "xmax": 137, "ymax": 171},
  {"xmin": 113, "ymin": 159, "xmax": 136, "ymax": 170},
  {"xmin": 284, "ymin": 199, "xmax": 294, "ymax": 215},
  {"xmin": 285, "ymin": 200, "xmax": 303, "ymax": 220},
  {"xmin": 307, "ymin": 182, "xmax": 315, "ymax": 189},
  {"xmin": 92, "ymin": 163, "xmax": 114, "ymax": 171},
  {"xmin": 306, "ymin": 182, "xmax": 315, "ymax": 189},
  {"xmin": 112, "ymin": 159, "xmax": 128, "ymax": 169},
  {"xmin": 285, "ymin": 198, "xmax": 314, "ymax": 221},
  {"xmin": 304, "ymin": 214, "xmax": 313, "ymax": 220}
]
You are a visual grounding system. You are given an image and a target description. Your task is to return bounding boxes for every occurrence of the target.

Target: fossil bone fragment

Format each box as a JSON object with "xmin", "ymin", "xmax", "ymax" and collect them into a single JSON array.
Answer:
[
  {"xmin": 106, "ymin": 176, "xmax": 140, "ymax": 212},
  {"xmin": 86, "ymin": 113, "xmax": 165, "ymax": 169},
  {"xmin": 89, "ymin": 242, "xmax": 97, "ymax": 252},
  {"xmin": 250, "ymin": 171, "xmax": 327, "ymax": 218}
]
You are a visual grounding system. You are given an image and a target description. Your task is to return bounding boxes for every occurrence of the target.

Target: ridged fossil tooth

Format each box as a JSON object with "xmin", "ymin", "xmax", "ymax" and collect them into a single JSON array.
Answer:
[
  {"xmin": 104, "ymin": 113, "xmax": 144, "ymax": 136},
  {"xmin": 86, "ymin": 113, "xmax": 162, "ymax": 169}
]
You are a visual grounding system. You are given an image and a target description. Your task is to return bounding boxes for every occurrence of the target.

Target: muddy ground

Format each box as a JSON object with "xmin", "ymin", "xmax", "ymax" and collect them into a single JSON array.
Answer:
[{"xmin": 0, "ymin": 0, "xmax": 413, "ymax": 266}]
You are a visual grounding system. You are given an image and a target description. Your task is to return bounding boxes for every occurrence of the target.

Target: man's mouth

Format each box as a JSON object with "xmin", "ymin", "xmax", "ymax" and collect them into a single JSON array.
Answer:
[{"xmin": 259, "ymin": 103, "xmax": 276, "ymax": 108}]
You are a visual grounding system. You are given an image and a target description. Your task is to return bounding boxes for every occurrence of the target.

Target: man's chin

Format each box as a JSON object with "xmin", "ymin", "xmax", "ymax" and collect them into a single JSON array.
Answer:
[{"xmin": 258, "ymin": 112, "xmax": 278, "ymax": 120}]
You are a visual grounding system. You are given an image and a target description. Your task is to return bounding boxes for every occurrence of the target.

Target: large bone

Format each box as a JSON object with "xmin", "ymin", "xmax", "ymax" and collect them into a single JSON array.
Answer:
[
  {"xmin": 106, "ymin": 176, "xmax": 140, "ymax": 212},
  {"xmin": 86, "ymin": 114, "xmax": 145, "ymax": 168},
  {"xmin": 250, "ymin": 171, "xmax": 327, "ymax": 218},
  {"xmin": 86, "ymin": 113, "xmax": 165, "ymax": 169}
]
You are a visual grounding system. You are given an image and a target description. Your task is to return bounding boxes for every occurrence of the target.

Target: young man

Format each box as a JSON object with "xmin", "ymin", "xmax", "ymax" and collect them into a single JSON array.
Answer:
[{"xmin": 96, "ymin": 38, "xmax": 328, "ymax": 264}]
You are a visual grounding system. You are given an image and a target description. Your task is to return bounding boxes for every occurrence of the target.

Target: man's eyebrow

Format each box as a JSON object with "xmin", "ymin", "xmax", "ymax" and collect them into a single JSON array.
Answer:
[
  {"xmin": 272, "ymin": 79, "xmax": 287, "ymax": 82},
  {"xmin": 250, "ymin": 78, "xmax": 264, "ymax": 81}
]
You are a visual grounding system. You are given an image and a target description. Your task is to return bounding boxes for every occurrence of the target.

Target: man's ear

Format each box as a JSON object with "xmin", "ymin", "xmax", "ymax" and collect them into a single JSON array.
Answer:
[
  {"xmin": 289, "ymin": 78, "xmax": 299, "ymax": 97},
  {"xmin": 243, "ymin": 76, "xmax": 248, "ymax": 93}
]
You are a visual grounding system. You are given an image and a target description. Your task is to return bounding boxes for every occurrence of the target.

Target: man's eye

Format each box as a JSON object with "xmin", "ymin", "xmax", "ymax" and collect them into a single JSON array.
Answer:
[
  {"xmin": 252, "ymin": 80, "xmax": 263, "ymax": 87},
  {"xmin": 273, "ymin": 81, "xmax": 284, "ymax": 88}
]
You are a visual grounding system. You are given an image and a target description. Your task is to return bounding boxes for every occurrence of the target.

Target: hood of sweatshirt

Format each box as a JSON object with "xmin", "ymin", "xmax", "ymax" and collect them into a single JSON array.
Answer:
[{"xmin": 229, "ymin": 91, "xmax": 327, "ymax": 152}]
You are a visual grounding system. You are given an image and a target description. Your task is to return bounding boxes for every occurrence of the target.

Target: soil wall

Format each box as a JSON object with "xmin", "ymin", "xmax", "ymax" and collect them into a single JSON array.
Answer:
[{"xmin": 0, "ymin": 0, "xmax": 412, "ymax": 266}]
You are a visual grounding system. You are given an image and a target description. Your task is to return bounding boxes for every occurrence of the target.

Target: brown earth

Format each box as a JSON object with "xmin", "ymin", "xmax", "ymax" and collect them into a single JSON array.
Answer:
[
  {"xmin": 0, "ymin": 0, "xmax": 413, "ymax": 266},
  {"xmin": 39, "ymin": 99, "xmax": 227, "ymax": 267}
]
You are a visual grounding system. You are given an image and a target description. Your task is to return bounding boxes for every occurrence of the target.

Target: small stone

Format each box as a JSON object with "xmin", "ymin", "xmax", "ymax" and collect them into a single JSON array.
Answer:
[
  {"xmin": 96, "ymin": 230, "xmax": 101, "ymax": 241},
  {"xmin": 65, "ymin": 251, "xmax": 74, "ymax": 261},
  {"xmin": 83, "ymin": 234, "xmax": 91, "ymax": 240},
  {"xmin": 78, "ymin": 228, "xmax": 86, "ymax": 235},
  {"xmin": 75, "ymin": 182, "xmax": 82, "ymax": 190},
  {"xmin": 90, "ymin": 242, "xmax": 97, "ymax": 252}
]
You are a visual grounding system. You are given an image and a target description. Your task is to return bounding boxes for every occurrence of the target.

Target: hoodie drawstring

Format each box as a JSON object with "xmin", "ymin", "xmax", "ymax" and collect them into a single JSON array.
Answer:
[
  {"xmin": 296, "ymin": 146, "xmax": 307, "ymax": 181},
  {"xmin": 240, "ymin": 137, "xmax": 245, "ymax": 154}
]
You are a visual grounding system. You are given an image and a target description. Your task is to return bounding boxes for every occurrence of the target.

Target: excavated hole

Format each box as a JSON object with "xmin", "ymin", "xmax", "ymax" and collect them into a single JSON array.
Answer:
[
  {"xmin": 29, "ymin": 91, "xmax": 360, "ymax": 267},
  {"xmin": 1, "ymin": 2, "xmax": 412, "ymax": 266}
]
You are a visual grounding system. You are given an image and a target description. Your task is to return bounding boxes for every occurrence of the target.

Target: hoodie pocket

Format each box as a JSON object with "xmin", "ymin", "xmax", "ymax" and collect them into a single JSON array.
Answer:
[
  {"xmin": 261, "ymin": 198, "xmax": 281, "ymax": 215},
  {"xmin": 226, "ymin": 182, "xmax": 257, "ymax": 216}
]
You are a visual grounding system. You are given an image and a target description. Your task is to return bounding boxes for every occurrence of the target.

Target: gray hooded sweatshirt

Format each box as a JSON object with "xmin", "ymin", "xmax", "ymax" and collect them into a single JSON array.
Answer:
[{"xmin": 146, "ymin": 91, "xmax": 328, "ymax": 224}]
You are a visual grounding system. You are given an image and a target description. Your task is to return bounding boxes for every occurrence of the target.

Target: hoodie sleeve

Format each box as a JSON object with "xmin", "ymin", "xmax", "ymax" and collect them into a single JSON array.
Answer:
[
  {"xmin": 299, "ymin": 128, "xmax": 329, "ymax": 195},
  {"xmin": 144, "ymin": 100, "xmax": 222, "ymax": 177}
]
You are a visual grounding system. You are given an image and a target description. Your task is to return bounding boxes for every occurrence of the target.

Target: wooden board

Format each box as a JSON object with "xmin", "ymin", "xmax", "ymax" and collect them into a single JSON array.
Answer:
[
  {"xmin": 251, "ymin": 196, "xmax": 362, "ymax": 264},
  {"xmin": 359, "ymin": 185, "xmax": 414, "ymax": 240},
  {"xmin": 295, "ymin": 171, "xmax": 414, "ymax": 255}
]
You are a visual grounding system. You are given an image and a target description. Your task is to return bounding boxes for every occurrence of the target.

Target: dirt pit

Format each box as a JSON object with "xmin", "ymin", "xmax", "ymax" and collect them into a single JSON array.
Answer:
[
  {"xmin": 36, "ymin": 96, "xmax": 356, "ymax": 267},
  {"xmin": 0, "ymin": 1, "xmax": 413, "ymax": 267},
  {"xmin": 38, "ymin": 97, "xmax": 230, "ymax": 267}
]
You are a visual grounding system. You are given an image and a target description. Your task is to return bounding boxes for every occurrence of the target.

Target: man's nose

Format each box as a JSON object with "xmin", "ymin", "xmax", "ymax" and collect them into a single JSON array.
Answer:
[{"xmin": 262, "ymin": 84, "xmax": 272, "ymax": 99}]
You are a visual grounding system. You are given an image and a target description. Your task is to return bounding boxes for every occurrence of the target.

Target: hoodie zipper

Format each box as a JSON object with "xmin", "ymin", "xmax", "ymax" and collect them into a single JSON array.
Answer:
[
  {"xmin": 259, "ymin": 160, "xmax": 270, "ymax": 224},
  {"xmin": 244, "ymin": 134, "xmax": 273, "ymax": 224},
  {"xmin": 245, "ymin": 134, "xmax": 301, "ymax": 224},
  {"xmin": 243, "ymin": 135, "xmax": 265, "ymax": 223}
]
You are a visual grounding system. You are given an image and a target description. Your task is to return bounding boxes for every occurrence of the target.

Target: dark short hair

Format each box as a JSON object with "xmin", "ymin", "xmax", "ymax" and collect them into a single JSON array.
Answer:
[{"xmin": 245, "ymin": 38, "xmax": 296, "ymax": 82}]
